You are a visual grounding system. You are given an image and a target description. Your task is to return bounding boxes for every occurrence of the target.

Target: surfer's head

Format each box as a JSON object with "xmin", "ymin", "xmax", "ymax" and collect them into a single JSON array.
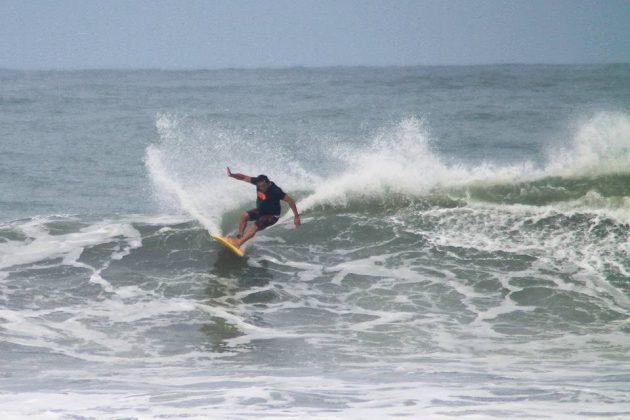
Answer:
[{"xmin": 253, "ymin": 174, "xmax": 271, "ymax": 191}]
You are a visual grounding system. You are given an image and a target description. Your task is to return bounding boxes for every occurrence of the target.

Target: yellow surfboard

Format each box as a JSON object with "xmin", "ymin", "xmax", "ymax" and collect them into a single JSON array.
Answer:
[{"xmin": 211, "ymin": 235, "xmax": 245, "ymax": 257}]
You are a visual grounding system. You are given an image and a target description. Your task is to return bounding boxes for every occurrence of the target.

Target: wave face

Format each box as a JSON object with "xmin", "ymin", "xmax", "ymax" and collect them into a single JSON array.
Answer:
[{"xmin": 2, "ymin": 65, "xmax": 630, "ymax": 418}]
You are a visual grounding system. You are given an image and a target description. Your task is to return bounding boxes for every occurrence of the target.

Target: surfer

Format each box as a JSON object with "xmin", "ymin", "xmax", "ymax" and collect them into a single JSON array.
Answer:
[{"xmin": 226, "ymin": 167, "xmax": 301, "ymax": 248}]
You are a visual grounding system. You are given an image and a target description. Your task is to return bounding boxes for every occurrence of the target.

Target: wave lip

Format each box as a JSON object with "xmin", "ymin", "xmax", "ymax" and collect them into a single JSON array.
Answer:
[
  {"xmin": 299, "ymin": 113, "xmax": 630, "ymax": 221},
  {"xmin": 546, "ymin": 112, "xmax": 630, "ymax": 176}
]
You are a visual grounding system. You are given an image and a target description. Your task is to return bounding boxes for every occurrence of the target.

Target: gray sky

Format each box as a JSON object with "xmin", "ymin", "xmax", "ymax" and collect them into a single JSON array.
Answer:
[{"xmin": 1, "ymin": 0, "xmax": 629, "ymax": 69}]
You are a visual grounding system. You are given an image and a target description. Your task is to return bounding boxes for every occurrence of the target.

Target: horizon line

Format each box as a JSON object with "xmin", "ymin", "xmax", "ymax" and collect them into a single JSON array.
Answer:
[{"xmin": 1, "ymin": 61, "xmax": 629, "ymax": 73}]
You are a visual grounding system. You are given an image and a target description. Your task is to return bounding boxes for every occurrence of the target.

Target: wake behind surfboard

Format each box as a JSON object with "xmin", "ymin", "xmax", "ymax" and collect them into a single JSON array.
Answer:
[{"xmin": 212, "ymin": 235, "xmax": 245, "ymax": 257}]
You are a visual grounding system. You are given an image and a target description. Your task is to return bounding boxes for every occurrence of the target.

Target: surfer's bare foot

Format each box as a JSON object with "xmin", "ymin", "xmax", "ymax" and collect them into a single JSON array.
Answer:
[{"xmin": 227, "ymin": 237, "xmax": 241, "ymax": 247}]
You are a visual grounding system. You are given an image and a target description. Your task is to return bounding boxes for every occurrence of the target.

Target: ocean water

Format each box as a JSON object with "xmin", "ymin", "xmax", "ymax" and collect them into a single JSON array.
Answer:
[{"xmin": 1, "ymin": 65, "xmax": 630, "ymax": 419}]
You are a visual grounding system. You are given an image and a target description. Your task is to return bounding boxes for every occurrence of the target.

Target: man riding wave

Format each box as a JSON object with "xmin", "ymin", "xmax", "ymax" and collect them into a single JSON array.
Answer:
[{"xmin": 226, "ymin": 167, "xmax": 301, "ymax": 248}]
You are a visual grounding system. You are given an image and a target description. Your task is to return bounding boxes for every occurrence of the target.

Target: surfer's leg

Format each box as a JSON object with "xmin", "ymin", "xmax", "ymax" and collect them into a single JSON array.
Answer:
[
  {"xmin": 237, "ymin": 224, "xmax": 259, "ymax": 247},
  {"xmin": 238, "ymin": 211, "xmax": 250, "ymax": 237},
  {"xmin": 238, "ymin": 209, "xmax": 259, "ymax": 238},
  {"xmin": 234, "ymin": 215, "xmax": 277, "ymax": 247}
]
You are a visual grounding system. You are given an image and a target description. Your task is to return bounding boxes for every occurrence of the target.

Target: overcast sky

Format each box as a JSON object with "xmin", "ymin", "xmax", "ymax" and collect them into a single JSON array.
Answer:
[{"xmin": 1, "ymin": 0, "xmax": 629, "ymax": 70}]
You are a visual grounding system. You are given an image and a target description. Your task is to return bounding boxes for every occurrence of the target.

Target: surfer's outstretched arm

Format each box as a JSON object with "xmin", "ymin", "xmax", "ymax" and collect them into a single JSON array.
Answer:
[{"xmin": 227, "ymin": 167, "xmax": 252, "ymax": 183}]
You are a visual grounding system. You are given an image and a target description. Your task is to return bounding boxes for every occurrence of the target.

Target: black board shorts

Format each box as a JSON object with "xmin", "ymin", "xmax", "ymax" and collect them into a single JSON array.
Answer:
[{"xmin": 247, "ymin": 209, "xmax": 280, "ymax": 230}]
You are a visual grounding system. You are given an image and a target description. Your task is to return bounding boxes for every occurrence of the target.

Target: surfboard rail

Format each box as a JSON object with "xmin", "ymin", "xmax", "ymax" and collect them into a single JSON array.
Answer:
[{"xmin": 211, "ymin": 235, "xmax": 245, "ymax": 257}]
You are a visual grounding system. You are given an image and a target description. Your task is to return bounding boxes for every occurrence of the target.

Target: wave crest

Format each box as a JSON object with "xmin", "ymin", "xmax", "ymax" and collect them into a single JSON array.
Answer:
[
  {"xmin": 146, "ymin": 112, "xmax": 630, "ymax": 227},
  {"xmin": 300, "ymin": 113, "xmax": 630, "ymax": 218}
]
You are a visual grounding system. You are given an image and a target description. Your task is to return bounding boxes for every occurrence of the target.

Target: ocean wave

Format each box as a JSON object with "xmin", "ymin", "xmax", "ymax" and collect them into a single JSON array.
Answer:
[
  {"xmin": 146, "ymin": 112, "xmax": 630, "ymax": 229},
  {"xmin": 298, "ymin": 113, "xmax": 630, "ymax": 219}
]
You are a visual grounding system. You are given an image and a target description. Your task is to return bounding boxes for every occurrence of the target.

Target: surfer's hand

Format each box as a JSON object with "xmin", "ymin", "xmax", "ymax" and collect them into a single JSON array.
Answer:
[
  {"xmin": 294, "ymin": 214, "xmax": 301, "ymax": 227},
  {"xmin": 227, "ymin": 167, "xmax": 232, "ymax": 177}
]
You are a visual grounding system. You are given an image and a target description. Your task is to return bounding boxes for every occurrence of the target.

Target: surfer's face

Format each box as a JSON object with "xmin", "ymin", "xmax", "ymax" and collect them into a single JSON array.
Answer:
[{"xmin": 257, "ymin": 180, "xmax": 270, "ymax": 192}]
